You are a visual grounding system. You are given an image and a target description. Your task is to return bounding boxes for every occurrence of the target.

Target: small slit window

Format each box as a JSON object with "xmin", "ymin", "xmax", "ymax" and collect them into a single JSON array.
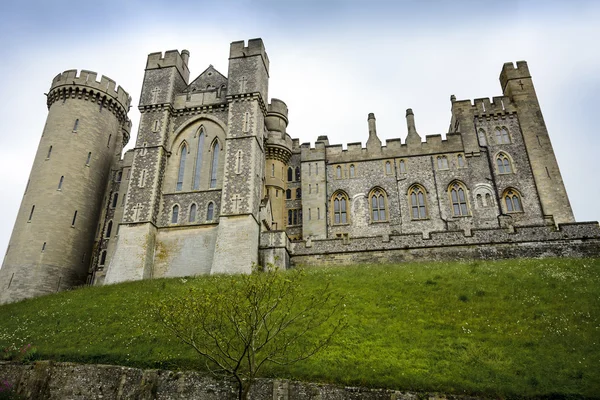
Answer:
[
  {"xmin": 47, "ymin": 146, "xmax": 52, "ymax": 159},
  {"xmin": 57, "ymin": 176, "xmax": 64, "ymax": 190},
  {"xmin": 189, "ymin": 204, "xmax": 197, "ymax": 222},
  {"xmin": 171, "ymin": 205, "xmax": 179, "ymax": 224},
  {"xmin": 207, "ymin": 202, "xmax": 214, "ymax": 221}
]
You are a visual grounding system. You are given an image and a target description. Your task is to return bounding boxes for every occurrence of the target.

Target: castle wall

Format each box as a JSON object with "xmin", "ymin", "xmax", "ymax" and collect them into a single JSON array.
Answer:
[
  {"xmin": 291, "ymin": 223, "xmax": 600, "ymax": 266},
  {"xmin": 153, "ymin": 225, "xmax": 218, "ymax": 278}
]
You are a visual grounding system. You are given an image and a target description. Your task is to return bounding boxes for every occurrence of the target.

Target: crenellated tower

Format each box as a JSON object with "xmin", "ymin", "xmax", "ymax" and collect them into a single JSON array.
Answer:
[
  {"xmin": 500, "ymin": 61, "xmax": 574, "ymax": 224},
  {"xmin": 0, "ymin": 70, "xmax": 131, "ymax": 303},
  {"xmin": 104, "ymin": 50, "xmax": 190, "ymax": 284},
  {"xmin": 211, "ymin": 39, "xmax": 270, "ymax": 274}
]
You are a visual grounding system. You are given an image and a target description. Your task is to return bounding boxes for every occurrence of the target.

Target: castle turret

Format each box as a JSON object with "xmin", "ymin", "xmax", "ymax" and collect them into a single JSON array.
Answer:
[
  {"xmin": 264, "ymin": 99, "xmax": 292, "ymax": 231},
  {"xmin": 500, "ymin": 61, "xmax": 574, "ymax": 224},
  {"xmin": 0, "ymin": 70, "xmax": 131, "ymax": 303}
]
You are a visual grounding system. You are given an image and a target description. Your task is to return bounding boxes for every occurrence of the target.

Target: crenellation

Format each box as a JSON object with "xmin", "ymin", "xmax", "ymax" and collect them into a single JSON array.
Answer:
[{"xmin": 1, "ymin": 40, "xmax": 594, "ymax": 305}]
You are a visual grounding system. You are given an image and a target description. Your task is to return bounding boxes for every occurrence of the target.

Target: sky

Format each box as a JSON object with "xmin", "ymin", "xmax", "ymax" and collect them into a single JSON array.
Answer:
[{"xmin": 0, "ymin": 0, "xmax": 599, "ymax": 258}]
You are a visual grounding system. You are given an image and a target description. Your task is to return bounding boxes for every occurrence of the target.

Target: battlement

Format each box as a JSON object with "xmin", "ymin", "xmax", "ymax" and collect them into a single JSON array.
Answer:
[
  {"xmin": 299, "ymin": 130, "xmax": 463, "ymax": 161},
  {"xmin": 50, "ymin": 69, "xmax": 131, "ymax": 111},
  {"xmin": 229, "ymin": 38, "xmax": 270, "ymax": 73},
  {"xmin": 291, "ymin": 222, "xmax": 600, "ymax": 263},
  {"xmin": 265, "ymin": 98, "xmax": 289, "ymax": 133},
  {"xmin": 146, "ymin": 50, "xmax": 190, "ymax": 82},
  {"xmin": 500, "ymin": 61, "xmax": 530, "ymax": 92},
  {"xmin": 452, "ymin": 95, "xmax": 516, "ymax": 117}
]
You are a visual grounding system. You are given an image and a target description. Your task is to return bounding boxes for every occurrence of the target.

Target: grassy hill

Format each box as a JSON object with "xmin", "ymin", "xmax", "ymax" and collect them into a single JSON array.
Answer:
[{"xmin": 1, "ymin": 258, "xmax": 599, "ymax": 398}]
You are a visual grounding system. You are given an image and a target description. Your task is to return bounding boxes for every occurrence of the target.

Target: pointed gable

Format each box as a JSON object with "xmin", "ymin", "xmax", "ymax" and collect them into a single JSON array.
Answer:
[{"xmin": 186, "ymin": 65, "xmax": 228, "ymax": 94}]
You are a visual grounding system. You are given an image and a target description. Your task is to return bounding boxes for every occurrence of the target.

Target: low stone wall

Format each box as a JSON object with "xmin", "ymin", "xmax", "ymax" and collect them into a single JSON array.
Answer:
[
  {"xmin": 0, "ymin": 361, "xmax": 486, "ymax": 400},
  {"xmin": 290, "ymin": 222, "xmax": 600, "ymax": 266}
]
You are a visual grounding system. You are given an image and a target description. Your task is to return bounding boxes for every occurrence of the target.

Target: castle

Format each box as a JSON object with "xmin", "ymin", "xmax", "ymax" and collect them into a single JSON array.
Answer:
[{"xmin": 1, "ymin": 38, "xmax": 599, "ymax": 304}]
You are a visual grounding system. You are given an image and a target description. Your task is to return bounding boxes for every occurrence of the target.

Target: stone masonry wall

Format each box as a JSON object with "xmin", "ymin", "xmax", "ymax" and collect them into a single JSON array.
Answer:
[
  {"xmin": 0, "ymin": 361, "xmax": 487, "ymax": 400},
  {"xmin": 291, "ymin": 222, "xmax": 600, "ymax": 266}
]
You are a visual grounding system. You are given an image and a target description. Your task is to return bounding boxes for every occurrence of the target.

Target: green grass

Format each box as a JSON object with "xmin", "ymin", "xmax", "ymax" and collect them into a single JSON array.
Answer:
[{"xmin": 1, "ymin": 258, "xmax": 599, "ymax": 398}]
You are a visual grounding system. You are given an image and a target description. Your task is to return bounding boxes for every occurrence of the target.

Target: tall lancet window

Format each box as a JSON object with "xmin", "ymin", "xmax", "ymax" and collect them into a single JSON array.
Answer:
[
  {"xmin": 193, "ymin": 129, "xmax": 205, "ymax": 190},
  {"xmin": 176, "ymin": 143, "xmax": 187, "ymax": 191},
  {"xmin": 210, "ymin": 141, "xmax": 220, "ymax": 188}
]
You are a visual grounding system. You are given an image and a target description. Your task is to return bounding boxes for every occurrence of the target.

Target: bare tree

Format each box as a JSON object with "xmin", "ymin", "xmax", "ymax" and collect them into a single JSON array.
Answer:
[{"xmin": 155, "ymin": 265, "xmax": 344, "ymax": 400}]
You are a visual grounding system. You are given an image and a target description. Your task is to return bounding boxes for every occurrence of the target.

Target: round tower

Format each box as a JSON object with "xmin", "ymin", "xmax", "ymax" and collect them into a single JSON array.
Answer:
[
  {"xmin": 264, "ymin": 99, "xmax": 292, "ymax": 230},
  {"xmin": 0, "ymin": 70, "xmax": 131, "ymax": 304}
]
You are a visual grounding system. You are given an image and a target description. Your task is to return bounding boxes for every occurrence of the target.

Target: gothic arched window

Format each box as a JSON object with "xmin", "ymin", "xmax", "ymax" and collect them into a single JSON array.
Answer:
[
  {"xmin": 171, "ymin": 204, "xmax": 179, "ymax": 224},
  {"xmin": 336, "ymin": 165, "xmax": 342, "ymax": 179},
  {"xmin": 112, "ymin": 193, "xmax": 118, "ymax": 208},
  {"xmin": 495, "ymin": 126, "xmax": 511, "ymax": 144},
  {"xmin": 210, "ymin": 141, "xmax": 220, "ymax": 188},
  {"xmin": 385, "ymin": 161, "xmax": 392, "ymax": 175},
  {"xmin": 399, "ymin": 160, "xmax": 406, "ymax": 173},
  {"xmin": 349, "ymin": 164, "xmax": 355, "ymax": 178},
  {"xmin": 332, "ymin": 191, "xmax": 349, "ymax": 224},
  {"xmin": 286, "ymin": 189, "xmax": 292, "ymax": 199},
  {"xmin": 369, "ymin": 188, "xmax": 387, "ymax": 222},
  {"xmin": 295, "ymin": 167, "xmax": 301, "ymax": 181},
  {"xmin": 193, "ymin": 128, "xmax": 205, "ymax": 190},
  {"xmin": 503, "ymin": 189, "xmax": 523, "ymax": 212},
  {"xmin": 296, "ymin": 188, "xmax": 302, "ymax": 199},
  {"xmin": 457, "ymin": 154, "xmax": 465, "ymax": 168},
  {"xmin": 409, "ymin": 184, "xmax": 427, "ymax": 220},
  {"xmin": 189, "ymin": 203, "xmax": 197, "ymax": 222},
  {"xmin": 449, "ymin": 182, "xmax": 469, "ymax": 216},
  {"xmin": 176, "ymin": 143, "xmax": 187, "ymax": 191},
  {"xmin": 496, "ymin": 152, "xmax": 513, "ymax": 174},
  {"xmin": 437, "ymin": 156, "xmax": 449, "ymax": 170},
  {"xmin": 287, "ymin": 167, "xmax": 293, "ymax": 182}
]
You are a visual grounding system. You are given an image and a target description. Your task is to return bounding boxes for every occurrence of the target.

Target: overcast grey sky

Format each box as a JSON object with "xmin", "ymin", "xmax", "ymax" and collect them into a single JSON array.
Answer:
[{"xmin": 1, "ymin": 0, "xmax": 599, "ymax": 258}]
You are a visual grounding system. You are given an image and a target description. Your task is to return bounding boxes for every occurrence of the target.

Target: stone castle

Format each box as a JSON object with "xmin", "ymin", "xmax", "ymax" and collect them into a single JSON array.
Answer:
[{"xmin": 1, "ymin": 38, "xmax": 599, "ymax": 304}]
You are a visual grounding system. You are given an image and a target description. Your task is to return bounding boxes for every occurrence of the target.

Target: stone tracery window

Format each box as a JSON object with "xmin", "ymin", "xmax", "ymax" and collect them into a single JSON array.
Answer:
[
  {"xmin": 495, "ymin": 126, "xmax": 511, "ymax": 144},
  {"xmin": 503, "ymin": 189, "xmax": 523, "ymax": 212},
  {"xmin": 496, "ymin": 152, "xmax": 513, "ymax": 174},
  {"xmin": 331, "ymin": 191, "xmax": 349, "ymax": 225},
  {"xmin": 449, "ymin": 182, "xmax": 469, "ymax": 216},
  {"xmin": 409, "ymin": 184, "xmax": 427, "ymax": 219},
  {"xmin": 369, "ymin": 188, "xmax": 387, "ymax": 222}
]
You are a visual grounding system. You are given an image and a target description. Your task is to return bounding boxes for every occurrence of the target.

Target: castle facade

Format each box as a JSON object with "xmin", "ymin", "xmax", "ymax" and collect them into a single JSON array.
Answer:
[{"xmin": 2, "ymin": 38, "xmax": 599, "ymax": 304}]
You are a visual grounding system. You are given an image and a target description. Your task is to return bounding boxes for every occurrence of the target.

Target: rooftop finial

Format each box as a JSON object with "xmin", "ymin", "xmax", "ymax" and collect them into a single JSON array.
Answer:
[{"xmin": 405, "ymin": 108, "xmax": 421, "ymax": 145}]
